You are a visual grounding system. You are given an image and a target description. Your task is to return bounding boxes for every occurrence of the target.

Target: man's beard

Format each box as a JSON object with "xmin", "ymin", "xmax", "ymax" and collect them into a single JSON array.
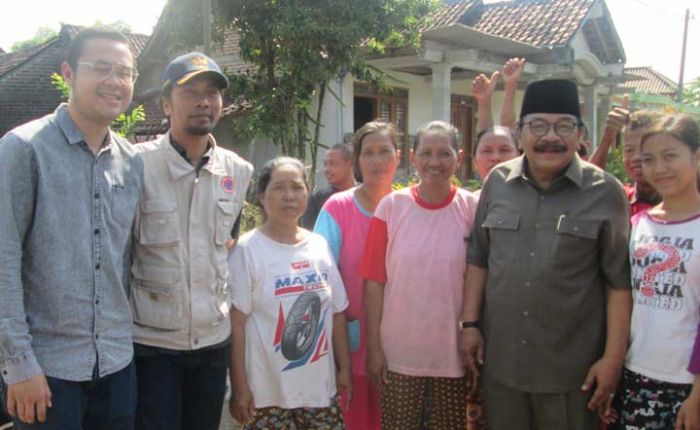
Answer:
[{"xmin": 185, "ymin": 125, "xmax": 214, "ymax": 136}]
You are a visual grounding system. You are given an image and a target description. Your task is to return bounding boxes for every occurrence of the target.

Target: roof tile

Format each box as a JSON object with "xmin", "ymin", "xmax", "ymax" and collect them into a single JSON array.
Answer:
[
  {"xmin": 423, "ymin": 0, "xmax": 596, "ymax": 49},
  {"xmin": 621, "ymin": 66, "xmax": 678, "ymax": 96},
  {"xmin": 0, "ymin": 24, "xmax": 150, "ymax": 79}
]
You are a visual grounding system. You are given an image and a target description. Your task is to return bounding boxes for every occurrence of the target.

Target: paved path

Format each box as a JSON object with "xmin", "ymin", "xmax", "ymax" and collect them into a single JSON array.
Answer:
[{"xmin": 220, "ymin": 410, "xmax": 241, "ymax": 430}]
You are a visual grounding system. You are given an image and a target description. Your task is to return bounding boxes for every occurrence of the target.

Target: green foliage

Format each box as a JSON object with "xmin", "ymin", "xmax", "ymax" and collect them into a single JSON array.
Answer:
[
  {"xmin": 161, "ymin": 0, "xmax": 435, "ymax": 187},
  {"xmin": 605, "ymin": 143, "xmax": 630, "ymax": 184},
  {"xmin": 91, "ymin": 20, "xmax": 133, "ymax": 33},
  {"xmin": 11, "ymin": 27, "xmax": 57, "ymax": 52},
  {"xmin": 464, "ymin": 178, "xmax": 481, "ymax": 191},
  {"xmin": 239, "ymin": 200, "xmax": 264, "ymax": 233},
  {"xmin": 683, "ymin": 77, "xmax": 700, "ymax": 108},
  {"xmin": 114, "ymin": 106, "xmax": 146, "ymax": 139},
  {"xmin": 49, "ymin": 73, "xmax": 146, "ymax": 139},
  {"xmin": 50, "ymin": 73, "xmax": 71, "ymax": 100}
]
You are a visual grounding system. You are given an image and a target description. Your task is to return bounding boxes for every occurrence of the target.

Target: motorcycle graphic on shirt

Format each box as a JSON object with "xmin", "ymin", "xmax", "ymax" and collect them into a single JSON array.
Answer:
[{"xmin": 272, "ymin": 269, "xmax": 331, "ymax": 371}]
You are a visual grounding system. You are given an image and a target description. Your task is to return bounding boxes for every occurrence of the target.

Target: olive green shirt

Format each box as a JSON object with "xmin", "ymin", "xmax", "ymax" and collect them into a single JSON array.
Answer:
[{"xmin": 468, "ymin": 155, "xmax": 630, "ymax": 393}]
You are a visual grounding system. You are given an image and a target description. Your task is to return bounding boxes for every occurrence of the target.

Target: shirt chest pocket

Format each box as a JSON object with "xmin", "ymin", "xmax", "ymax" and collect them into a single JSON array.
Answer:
[
  {"xmin": 551, "ymin": 217, "xmax": 599, "ymax": 267},
  {"xmin": 215, "ymin": 200, "xmax": 238, "ymax": 246},
  {"xmin": 482, "ymin": 210, "xmax": 520, "ymax": 263},
  {"xmin": 139, "ymin": 200, "xmax": 180, "ymax": 246}
]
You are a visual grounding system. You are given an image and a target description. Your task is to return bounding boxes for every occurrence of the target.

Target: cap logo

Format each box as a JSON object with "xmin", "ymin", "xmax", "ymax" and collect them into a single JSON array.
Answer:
[{"xmin": 191, "ymin": 56, "xmax": 209, "ymax": 68}]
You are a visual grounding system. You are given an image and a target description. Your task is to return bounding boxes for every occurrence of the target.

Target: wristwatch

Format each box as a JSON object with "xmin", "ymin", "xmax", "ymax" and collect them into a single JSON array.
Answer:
[{"xmin": 458, "ymin": 320, "xmax": 479, "ymax": 330}]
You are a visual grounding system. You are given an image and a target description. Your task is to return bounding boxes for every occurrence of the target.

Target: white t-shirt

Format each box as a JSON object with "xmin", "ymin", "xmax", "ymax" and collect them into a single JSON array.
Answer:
[
  {"xmin": 228, "ymin": 229, "xmax": 349, "ymax": 408},
  {"xmin": 626, "ymin": 211, "xmax": 700, "ymax": 384}
]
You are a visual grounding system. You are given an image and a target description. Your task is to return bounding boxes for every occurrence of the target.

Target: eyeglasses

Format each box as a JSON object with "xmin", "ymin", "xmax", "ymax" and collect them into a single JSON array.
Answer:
[
  {"xmin": 523, "ymin": 119, "xmax": 579, "ymax": 138},
  {"xmin": 78, "ymin": 60, "xmax": 139, "ymax": 83}
]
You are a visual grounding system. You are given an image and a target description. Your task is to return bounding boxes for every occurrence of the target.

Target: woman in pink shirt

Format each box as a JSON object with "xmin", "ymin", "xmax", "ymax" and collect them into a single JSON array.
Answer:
[
  {"xmin": 361, "ymin": 121, "xmax": 479, "ymax": 430},
  {"xmin": 314, "ymin": 121, "xmax": 401, "ymax": 430}
]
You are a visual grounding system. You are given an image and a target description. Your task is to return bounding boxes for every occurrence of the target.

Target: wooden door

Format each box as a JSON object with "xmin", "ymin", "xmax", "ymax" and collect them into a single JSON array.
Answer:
[{"xmin": 451, "ymin": 95, "xmax": 475, "ymax": 182}]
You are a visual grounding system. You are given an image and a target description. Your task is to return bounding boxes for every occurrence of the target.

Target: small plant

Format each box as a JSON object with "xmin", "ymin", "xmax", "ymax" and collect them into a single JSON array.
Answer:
[
  {"xmin": 50, "ymin": 72, "xmax": 70, "ymax": 99},
  {"xmin": 240, "ymin": 200, "xmax": 263, "ymax": 233},
  {"xmin": 113, "ymin": 106, "xmax": 146, "ymax": 140},
  {"xmin": 605, "ymin": 142, "xmax": 630, "ymax": 184}
]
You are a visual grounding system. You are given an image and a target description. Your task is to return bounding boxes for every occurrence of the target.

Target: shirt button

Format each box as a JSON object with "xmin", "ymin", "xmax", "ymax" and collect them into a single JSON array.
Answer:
[
  {"xmin": 194, "ymin": 339, "xmax": 199, "ymax": 345},
  {"xmin": 497, "ymin": 219, "xmax": 503, "ymax": 224},
  {"xmin": 535, "ymin": 223, "xmax": 540, "ymax": 228},
  {"xmin": 529, "ymin": 252, "xmax": 535, "ymax": 257},
  {"xmin": 95, "ymin": 299, "xmax": 100, "ymax": 305},
  {"xmin": 539, "ymin": 196, "xmax": 544, "ymax": 201},
  {"xmin": 95, "ymin": 333, "xmax": 99, "ymax": 339},
  {"xmin": 523, "ymin": 311, "xmax": 529, "ymax": 317},
  {"xmin": 94, "ymin": 193, "xmax": 99, "ymax": 199},
  {"xmin": 525, "ymin": 281, "xmax": 531, "ymax": 287},
  {"xmin": 94, "ymin": 229, "xmax": 100, "ymax": 235},
  {"xmin": 521, "ymin": 339, "xmax": 527, "ymax": 345},
  {"xmin": 573, "ymin": 226, "xmax": 579, "ymax": 231},
  {"xmin": 95, "ymin": 264, "xmax": 100, "ymax": 270}
]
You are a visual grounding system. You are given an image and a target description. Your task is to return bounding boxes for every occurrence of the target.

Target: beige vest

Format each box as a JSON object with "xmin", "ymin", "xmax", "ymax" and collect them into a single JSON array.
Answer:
[{"xmin": 130, "ymin": 133, "xmax": 253, "ymax": 350}]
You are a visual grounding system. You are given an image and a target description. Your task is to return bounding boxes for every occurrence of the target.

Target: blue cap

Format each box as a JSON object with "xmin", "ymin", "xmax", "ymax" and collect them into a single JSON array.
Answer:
[{"xmin": 160, "ymin": 52, "xmax": 229, "ymax": 91}]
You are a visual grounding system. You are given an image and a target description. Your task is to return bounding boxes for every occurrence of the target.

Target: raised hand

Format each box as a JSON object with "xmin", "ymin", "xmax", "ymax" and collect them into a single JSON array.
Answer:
[
  {"xmin": 502, "ymin": 58, "xmax": 526, "ymax": 87},
  {"xmin": 472, "ymin": 71, "xmax": 500, "ymax": 102}
]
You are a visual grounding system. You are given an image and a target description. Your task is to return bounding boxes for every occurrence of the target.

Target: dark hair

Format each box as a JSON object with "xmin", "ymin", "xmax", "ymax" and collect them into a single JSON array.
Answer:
[
  {"xmin": 351, "ymin": 121, "xmax": 398, "ymax": 182},
  {"xmin": 473, "ymin": 126, "xmax": 517, "ymax": 156},
  {"xmin": 66, "ymin": 27, "xmax": 132, "ymax": 70},
  {"xmin": 413, "ymin": 121, "xmax": 460, "ymax": 152},
  {"xmin": 327, "ymin": 143, "xmax": 353, "ymax": 161},
  {"xmin": 641, "ymin": 114, "xmax": 700, "ymax": 152},
  {"xmin": 256, "ymin": 157, "xmax": 308, "ymax": 216},
  {"xmin": 628, "ymin": 110, "xmax": 663, "ymax": 132}
]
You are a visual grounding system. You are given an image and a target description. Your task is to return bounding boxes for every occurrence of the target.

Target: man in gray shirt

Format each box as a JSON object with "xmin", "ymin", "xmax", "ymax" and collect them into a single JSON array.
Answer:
[
  {"xmin": 300, "ymin": 143, "xmax": 355, "ymax": 229},
  {"xmin": 460, "ymin": 80, "xmax": 632, "ymax": 429},
  {"xmin": 0, "ymin": 28, "xmax": 143, "ymax": 429}
]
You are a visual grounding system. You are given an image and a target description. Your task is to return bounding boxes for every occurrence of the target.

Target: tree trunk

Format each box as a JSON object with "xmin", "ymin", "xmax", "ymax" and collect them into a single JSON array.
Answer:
[{"xmin": 309, "ymin": 81, "xmax": 327, "ymax": 191}]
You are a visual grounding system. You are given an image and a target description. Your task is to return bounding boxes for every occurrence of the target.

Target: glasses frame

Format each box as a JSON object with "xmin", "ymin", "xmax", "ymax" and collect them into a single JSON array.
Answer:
[
  {"xmin": 522, "ymin": 118, "xmax": 580, "ymax": 138},
  {"xmin": 77, "ymin": 60, "xmax": 139, "ymax": 83}
]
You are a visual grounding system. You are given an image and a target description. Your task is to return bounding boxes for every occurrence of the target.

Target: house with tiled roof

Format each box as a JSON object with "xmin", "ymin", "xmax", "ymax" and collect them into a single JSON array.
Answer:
[
  {"xmin": 612, "ymin": 66, "xmax": 700, "ymax": 118},
  {"xmin": 0, "ymin": 24, "xmax": 149, "ymax": 136},
  {"xmin": 136, "ymin": 0, "xmax": 627, "ymax": 182},
  {"xmin": 621, "ymin": 66, "xmax": 677, "ymax": 97}
]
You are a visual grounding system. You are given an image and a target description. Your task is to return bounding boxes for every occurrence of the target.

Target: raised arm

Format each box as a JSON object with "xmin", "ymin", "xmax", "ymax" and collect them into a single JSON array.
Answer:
[
  {"xmin": 588, "ymin": 95, "xmax": 630, "ymax": 169},
  {"xmin": 473, "ymin": 71, "xmax": 500, "ymax": 133},
  {"xmin": 500, "ymin": 58, "xmax": 526, "ymax": 129}
]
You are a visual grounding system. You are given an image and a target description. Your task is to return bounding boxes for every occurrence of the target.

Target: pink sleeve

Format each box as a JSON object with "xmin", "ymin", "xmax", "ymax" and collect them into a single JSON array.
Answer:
[{"xmin": 359, "ymin": 217, "xmax": 388, "ymax": 283}]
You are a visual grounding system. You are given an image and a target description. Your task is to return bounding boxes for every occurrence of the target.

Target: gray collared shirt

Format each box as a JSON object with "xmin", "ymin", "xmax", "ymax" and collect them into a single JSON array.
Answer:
[
  {"xmin": 0, "ymin": 104, "xmax": 143, "ymax": 383},
  {"xmin": 468, "ymin": 155, "xmax": 630, "ymax": 393}
]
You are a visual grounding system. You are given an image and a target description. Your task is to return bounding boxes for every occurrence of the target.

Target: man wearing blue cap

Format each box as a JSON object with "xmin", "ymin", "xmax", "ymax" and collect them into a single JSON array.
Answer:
[
  {"xmin": 459, "ymin": 80, "xmax": 632, "ymax": 429},
  {"xmin": 130, "ymin": 52, "xmax": 253, "ymax": 430}
]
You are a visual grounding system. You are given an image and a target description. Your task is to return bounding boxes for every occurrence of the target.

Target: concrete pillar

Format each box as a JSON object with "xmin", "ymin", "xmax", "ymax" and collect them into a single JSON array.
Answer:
[
  {"xmin": 582, "ymin": 84, "xmax": 597, "ymax": 148},
  {"xmin": 431, "ymin": 63, "xmax": 453, "ymax": 122}
]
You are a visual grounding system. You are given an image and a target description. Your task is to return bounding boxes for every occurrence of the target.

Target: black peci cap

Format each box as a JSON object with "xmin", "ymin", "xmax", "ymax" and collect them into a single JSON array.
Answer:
[{"xmin": 520, "ymin": 79, "xmax": 581, "ymax": 119}]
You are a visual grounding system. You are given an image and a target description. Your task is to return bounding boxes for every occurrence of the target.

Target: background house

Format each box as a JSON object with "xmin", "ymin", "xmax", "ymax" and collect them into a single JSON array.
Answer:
[
  {"xmin": 135, "ymin": 0, "xmax": 628, "ymax": 183},
  {"xmin": 0, "ymin": 0, "xmax": 631, "ymax": 185},
  {"xmin": 0, "ymin": 24, "xmax": 148, "ymax": 136},
  {"xmin": 614, "ymin": 66, "xmax": 700, "ymax": 118}
]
